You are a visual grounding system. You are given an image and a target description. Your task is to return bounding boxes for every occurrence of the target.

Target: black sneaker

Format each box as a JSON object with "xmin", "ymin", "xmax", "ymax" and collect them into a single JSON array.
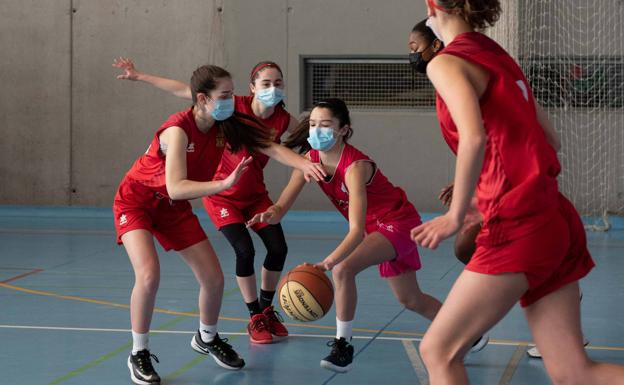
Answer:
[
  {"xmin": 320, "ymin": 337, "xmax": 354, "ymax": 373},
  {"xmin": 191, "ymin": 331, "xmax": 245, "ymax": 370},
  {"xmin": 127, "ymin": 349, "xmax": 161, "ymax": 385}
]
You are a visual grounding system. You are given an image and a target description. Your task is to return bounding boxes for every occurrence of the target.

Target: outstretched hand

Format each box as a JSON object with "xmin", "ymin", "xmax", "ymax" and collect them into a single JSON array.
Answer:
[
  {"xmin": 112, "ymin": 57, "xmax": 140, "ymax": 81},
  {"xmin": 410, "ymin": 213, "xmax": 462, "ymax": 249},
  {"xmin": 246, "ymin": 205, "xmax": 282, "ymax": 228},
  {"xmin": 223, "ymin": 157, "xmax": 253, "ymax": 190},
  {"xmin": 301, "ymin": 160, "xmax": 327, "ymax": 183}
]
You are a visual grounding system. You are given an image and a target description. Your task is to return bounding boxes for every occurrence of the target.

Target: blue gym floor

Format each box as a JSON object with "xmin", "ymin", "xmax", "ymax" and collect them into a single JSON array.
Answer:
[{"xmin": 1, "ymin": 206, "xmax": 623, "ymax": 385}]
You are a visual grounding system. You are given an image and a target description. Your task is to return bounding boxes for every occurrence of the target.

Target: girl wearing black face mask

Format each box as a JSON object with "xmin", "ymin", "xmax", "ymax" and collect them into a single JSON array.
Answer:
[{"xmin": 408, "ymin": 19, "xmax": 444, "ymax": 74}]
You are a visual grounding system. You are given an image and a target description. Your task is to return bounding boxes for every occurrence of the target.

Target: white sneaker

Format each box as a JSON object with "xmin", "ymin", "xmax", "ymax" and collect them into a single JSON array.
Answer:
[
  {"xmin": 469, "ymin": 333, "xmax": 489, "ymax": 353},
  {"xmin": 527, "ymin": 338, "xmax": 589, "ymax": 359}
]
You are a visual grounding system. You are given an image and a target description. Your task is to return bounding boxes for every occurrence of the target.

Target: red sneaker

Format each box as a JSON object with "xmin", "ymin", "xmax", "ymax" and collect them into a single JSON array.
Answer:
[
  {"xmin": 247, "ymin": 314, "xmax": 272, "ymax": 344},
  {"xmin": 263, "ymin": 305, "xmax": 289, "ymax": 339}
]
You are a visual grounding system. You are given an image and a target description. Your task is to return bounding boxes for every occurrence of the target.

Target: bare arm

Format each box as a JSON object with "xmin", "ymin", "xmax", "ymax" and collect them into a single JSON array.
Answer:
[
  {"xmin": 411, "ymin": 55, "xmax": 486, "ymax": 249},
  {"xmin": 258, "ymin": 143, "xmax": 326, "ymax": 182},
  {"xmin": 162, "ymin": 126, "xmax": 252, "ymax": 200},
  {"xmin": 246, "ymin": 167, "xmax": 307, "ymax": 227},
  {"xmin": 112, "ymin": 57, "xmax": 192, "ymax": 100},
  {"xmin": 316, "ymin": 161, "xmax": 371, "ymax": 271}
]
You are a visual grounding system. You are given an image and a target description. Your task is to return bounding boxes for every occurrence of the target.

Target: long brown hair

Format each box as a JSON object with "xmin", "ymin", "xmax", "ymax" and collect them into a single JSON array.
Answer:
[{"xmin": 190, "ymin": 64, "xmax": 271, "ymax": 152}]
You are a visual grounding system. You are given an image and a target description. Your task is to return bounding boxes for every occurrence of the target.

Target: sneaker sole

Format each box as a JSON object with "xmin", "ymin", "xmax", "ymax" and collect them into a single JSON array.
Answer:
[
  {"xmin": 249, "ymin": 335, "xmax": 273, "ymax": 344},
  {"xmin": 527, "ymin": 339, "xmax": 589, "ymax": 359},
  {"xmin": 469, "ymin": 334, "xmax": 489, "ymax": 354},
  {"xmin": 127, "ymin": 357, "xmax": 160, "ymax": 385},
  {"xmin": 270, "ymin": 334, "xmax": 288, "ymax": 342},
  {"xmin": 190, "ymin": 336, "xmax": 244, "ymax": 370},
  {"xmin": 320, "ymin": 359, "xmax": 353, "ymax": 373}
]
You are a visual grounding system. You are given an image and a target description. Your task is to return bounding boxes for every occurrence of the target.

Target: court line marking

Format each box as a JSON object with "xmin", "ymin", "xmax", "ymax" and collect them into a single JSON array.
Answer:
[
  {"xmin": 321, "ymin": 308, "xmax": 406, "ymax": 385},
  {"xmin": 0, "ymin": 281, "xmax": 420, "ymax": 336},
  {"xmin": 3, "ymin": 323, "xmax": 624, "ymax": 352},
  {"xmin": 44, "ymin": 314, "xmax": 191, "ymax": 385},
  {"xmin": 402, "ymin": 340, "xmax": 429, "ymax": 385},
  {"xmin": 2, "ymin": 283, "xmax": 624, "ymax": 352},
  {"xmin": 0, "ymin": 268, "xmax": 43, "ymax": 283},
  {"xmin": 0, "ymin": 228, "xmax": 346, "ymax": 240},
  {"xmin": 498, "ymin": 343, "xmax": 528, "ymax": 385}
]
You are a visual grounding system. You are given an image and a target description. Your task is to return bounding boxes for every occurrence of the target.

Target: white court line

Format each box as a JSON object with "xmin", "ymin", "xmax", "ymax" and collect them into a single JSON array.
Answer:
[
  {"xmin": 2, "ymin": 324, "xmax": 624, "ymax": 353},
  {"xmin": 402, "ymin": 340, "xmax": 429, "ymax": 385}
]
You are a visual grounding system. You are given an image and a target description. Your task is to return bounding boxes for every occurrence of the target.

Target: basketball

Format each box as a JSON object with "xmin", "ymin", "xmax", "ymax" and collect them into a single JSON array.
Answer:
[{"xmin": 278, "ymin": 264, "xmax": 334, "ymax": 322}]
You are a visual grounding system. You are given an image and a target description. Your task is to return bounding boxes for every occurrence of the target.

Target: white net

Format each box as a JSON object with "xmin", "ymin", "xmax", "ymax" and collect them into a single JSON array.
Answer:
[{"xmin": 489, "ymin": 0, "xmax": 624, "ymax": 230}]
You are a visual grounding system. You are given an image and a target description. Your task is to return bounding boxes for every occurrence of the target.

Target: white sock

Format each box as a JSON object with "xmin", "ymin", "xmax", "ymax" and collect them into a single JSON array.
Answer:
[
  {"xmin": 336, "ymin": 318, "xmax": 353, "ymax": 341},
  {"xmin": 132, "ymin": 331, "xmax": 149, "ymax": 354},
  {"xmin": 200, "ymin": 322, "xmax": 217, "ymax": 343}
]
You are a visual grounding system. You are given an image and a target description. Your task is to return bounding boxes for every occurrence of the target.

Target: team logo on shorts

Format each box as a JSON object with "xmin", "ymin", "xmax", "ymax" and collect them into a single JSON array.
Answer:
[
  {"xmin": 119, "ymin": 214, "xmax": 128, "ymax": 226},
  {"xmin": 220, "ymin": 208, "xmax": 229, "ymax": 218}
]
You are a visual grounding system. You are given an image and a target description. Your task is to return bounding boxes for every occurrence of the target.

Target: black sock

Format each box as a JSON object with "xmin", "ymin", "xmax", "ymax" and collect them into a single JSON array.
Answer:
[
  {"xmin": 259, "ymin": 289, "xmax": 276, "ymax": 310},
  {"xmin": 246, "ymin": 300, "xmax": 262, "ymax": 316}
]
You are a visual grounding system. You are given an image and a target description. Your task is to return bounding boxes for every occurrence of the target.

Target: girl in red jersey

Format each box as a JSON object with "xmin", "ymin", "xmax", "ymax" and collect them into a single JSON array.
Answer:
[
  {"xmin": 410, "ymin": 1, "xmax": 624, "ymax": 384},
  {"xmin": 113, "ymin": 59, "xmax": 313, "ymax": 344},
  {"xmin": 114, "ymin": 64, "xmax": 325, "ymax": 385},
  {"xmin": 247, "ymin": 98, "xmax": 448, "ymax": 373}
]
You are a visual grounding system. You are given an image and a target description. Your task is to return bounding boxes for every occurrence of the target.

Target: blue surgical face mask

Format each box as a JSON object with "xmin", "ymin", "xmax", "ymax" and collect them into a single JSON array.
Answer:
[
  {"xmin": 210, "ymin": 97, "xmax": 234, "ymax": 121},
  {"xmin": 307, "ymin": 126, "xmax": 337, "ymax": 151},
  {"xmin": 256, "ymin": 87, "xmax": 284, "ymax": 107}
]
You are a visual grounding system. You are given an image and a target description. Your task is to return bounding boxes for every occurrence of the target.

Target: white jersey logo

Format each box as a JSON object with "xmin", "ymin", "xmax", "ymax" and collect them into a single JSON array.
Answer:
[
  {"xmin": 341, "ymin": 183, "xmax": 348, "ymax": 194},
  {"xmin": 515, "ymin": 80, "xmax": 529, "ymax": 102},
  {"xmin": 119, "ymin": 214, "xmax": 128, "ymax": 226},
  {"xmin": 220, "ymin": 208, "xmax": 229, "ymax": 218},
  {"xmin": 187, "ymin": 142, "xmax": 195, "ymax": 152}
]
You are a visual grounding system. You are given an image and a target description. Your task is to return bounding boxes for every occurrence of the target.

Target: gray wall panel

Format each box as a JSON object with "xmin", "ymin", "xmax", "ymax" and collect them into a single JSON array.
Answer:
[{"xmin": 0, "ymin": 0, "xmax": 71, "ymax": 204}]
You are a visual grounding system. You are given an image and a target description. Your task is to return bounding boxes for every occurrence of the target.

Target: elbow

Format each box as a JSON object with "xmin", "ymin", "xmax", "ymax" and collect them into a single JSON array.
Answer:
[{"xmin": 166, "ymin": 183, "xmax": 182, "ymax": 200}]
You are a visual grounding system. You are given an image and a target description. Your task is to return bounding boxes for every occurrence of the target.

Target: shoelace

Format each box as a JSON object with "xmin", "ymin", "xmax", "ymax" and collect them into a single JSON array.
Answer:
[
  {"xmin": 326, "ymin": 339, "xmax": 346, "ymax": 354},
  {"xmin": 135, "ymin": 351, "xmax": 159, "ymax": 371},
  {"xmin": 250, "ymin": 317, "xmax": 269, "ymax": 332},
  {"xmin": 210, "ymin": 336, "xmax": 235, "ymax": 356},
  {"xmin": 265, "ymin": 308, "xmax": 284, "ymax": 323}
]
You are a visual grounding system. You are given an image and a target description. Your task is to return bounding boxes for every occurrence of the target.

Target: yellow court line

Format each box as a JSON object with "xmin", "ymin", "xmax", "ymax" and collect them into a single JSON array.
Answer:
[{"xmin": 3, "ymin": 281, "xmax": 624, "ymax": 352}]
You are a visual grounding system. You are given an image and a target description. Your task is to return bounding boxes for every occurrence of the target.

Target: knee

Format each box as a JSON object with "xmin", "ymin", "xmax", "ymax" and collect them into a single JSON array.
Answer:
[
  {"xmin": 419, "ymin": 334, "xmax": 461, "ymax": 371},
  {"xmin": 203, "ymin": 271, "xmax": 224, "ymax": 292},
  {"xmin": 263, "ymin": 242, "xmax": 288, "ymax": 272},
  {"xmin": 397, "ymin": 293, "xmax": 427, "ymax": 314},
  {"xmin": 135, "ymin": 266, "xmax": 160, "ymax": 293},
  {"xmin": 332, "ymin": 262, "xmax": 356, "ymax": 283},
  {"xmin": 234, "ymin": 243, "xmax": 256, "ymax": 277}
]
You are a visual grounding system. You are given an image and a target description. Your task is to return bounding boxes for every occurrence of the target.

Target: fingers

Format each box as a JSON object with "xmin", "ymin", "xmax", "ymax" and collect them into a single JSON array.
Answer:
[{"xmin": 246, "ymin": 214, "xmax": 260, "ymax": 228}]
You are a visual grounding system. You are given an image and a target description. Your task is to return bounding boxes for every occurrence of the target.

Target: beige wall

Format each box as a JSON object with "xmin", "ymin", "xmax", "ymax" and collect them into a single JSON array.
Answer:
[{"xmin": 0, "ymin": 0, "xmax": 621, "ymax": 215}]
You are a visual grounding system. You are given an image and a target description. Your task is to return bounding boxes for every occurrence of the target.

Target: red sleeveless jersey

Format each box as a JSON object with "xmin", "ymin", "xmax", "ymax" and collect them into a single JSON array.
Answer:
[
  {"xmin": 436, "ymin": 32, "xmax": 561, "ymax": 245},
  {"xmin": 309, "ymin": 144, "xmax": 420, "ymax": 229},
  {"xmin": 125, "ymin": 107, "xmax": 225, "ymax": 198},
  {"xmin": 208, "ymin": 95, "xmax": 291, "ymax": 204}
]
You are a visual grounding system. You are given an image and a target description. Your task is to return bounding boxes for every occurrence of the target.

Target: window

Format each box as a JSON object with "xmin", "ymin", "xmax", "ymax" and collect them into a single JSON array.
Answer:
[{"xmin": 302, "ymin": 56, "xmax": 435, "ymax": 111}]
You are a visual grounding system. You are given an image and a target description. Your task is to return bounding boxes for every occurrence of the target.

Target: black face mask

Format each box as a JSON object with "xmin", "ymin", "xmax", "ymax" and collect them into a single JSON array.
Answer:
[{"xmin": 409, "ymin": 51, "xmax": 429, "ymax": 74}]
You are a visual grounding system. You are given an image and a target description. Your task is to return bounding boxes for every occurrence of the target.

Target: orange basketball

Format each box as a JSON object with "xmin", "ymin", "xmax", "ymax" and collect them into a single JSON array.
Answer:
[{"xmin": 278, "ymin": 264, "xmax": 334, "ymax": 322}]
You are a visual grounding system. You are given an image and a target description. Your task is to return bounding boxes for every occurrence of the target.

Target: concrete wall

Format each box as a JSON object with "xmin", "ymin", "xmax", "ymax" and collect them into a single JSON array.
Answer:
[{"xmin": 0, "ymin": 0, "xmax": 621, "ymax": 215}]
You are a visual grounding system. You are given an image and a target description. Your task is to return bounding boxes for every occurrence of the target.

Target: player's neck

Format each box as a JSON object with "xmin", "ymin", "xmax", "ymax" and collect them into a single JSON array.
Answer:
[
  {"xmin": 192, "ymin": 105, "xmax": 215, "ymax": 133},
  {"xmin": 251, "ymin": 97, "xmax": 275, "ymax": 119},
  {"xmin": 439, "ymin": 19, "xmax": 473, "ymax": 45},
  {"xmin": 319, "ymin": 142, "xmax": 344, "ymax": 168}
]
